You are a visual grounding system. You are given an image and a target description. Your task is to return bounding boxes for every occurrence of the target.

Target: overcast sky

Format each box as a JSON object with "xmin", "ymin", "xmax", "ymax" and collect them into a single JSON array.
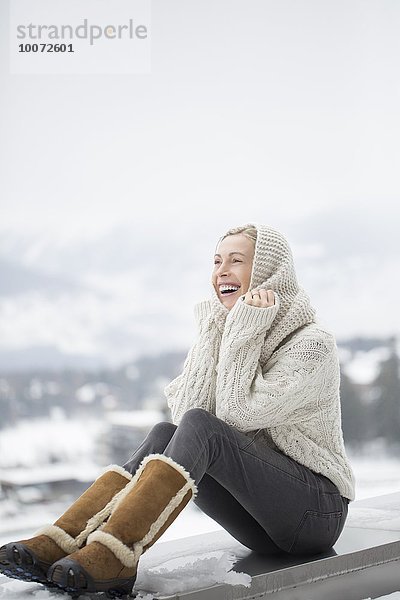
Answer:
[{"xmin": 0, "ymin": 0, "xmax": 399, "ymax": 367}]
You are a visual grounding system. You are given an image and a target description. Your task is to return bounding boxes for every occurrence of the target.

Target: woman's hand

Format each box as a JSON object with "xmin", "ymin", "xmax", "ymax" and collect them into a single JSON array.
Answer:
[{"xmin": 243, "ymin": 288, "xmax": 275, "ymax": 308}]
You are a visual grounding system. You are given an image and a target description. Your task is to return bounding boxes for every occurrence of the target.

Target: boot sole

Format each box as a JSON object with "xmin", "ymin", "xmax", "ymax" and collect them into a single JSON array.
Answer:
[
  {"xmin": 0, "ymin": 542, "xmax": 55, "ymax": 586},
  {"xmin": 48, "ymin": 557, "xmax": 137, "ymax": 598}
]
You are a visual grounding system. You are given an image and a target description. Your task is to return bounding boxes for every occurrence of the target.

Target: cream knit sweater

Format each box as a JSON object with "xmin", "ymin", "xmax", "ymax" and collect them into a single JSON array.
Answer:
[{"xmin": 164, "ymin": 224, "xmax": 355, "ymax": 501}]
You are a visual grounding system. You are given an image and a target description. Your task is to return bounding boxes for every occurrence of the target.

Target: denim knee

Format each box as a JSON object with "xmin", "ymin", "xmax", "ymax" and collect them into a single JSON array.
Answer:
[
  {"xmin": 148, "ymin": 420, "xmax": 177, "ymax": 443},
  {"xmin": 179, "ymin": 408, "xmax": 212, "ymax": 428}
]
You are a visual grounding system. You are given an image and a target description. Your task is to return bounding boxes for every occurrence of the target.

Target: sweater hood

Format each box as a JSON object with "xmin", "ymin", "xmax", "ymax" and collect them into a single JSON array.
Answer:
[{"xmin": 210, "ymin": 223, "xmax": 317, "ymax": 363}]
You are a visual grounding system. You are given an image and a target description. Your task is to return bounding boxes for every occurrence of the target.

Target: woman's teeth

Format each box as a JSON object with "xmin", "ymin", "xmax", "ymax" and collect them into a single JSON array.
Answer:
[{"xmin": 220, "ymin": 285, "xmax": 240, "ymax": 295}]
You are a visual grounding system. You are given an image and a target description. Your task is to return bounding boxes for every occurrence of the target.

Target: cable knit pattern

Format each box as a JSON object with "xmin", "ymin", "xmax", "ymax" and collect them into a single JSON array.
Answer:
[
  {"xmin": 164, "ymin": 223, "xmax": 356, "ymax": 501},
  {"xmin": 216, "ymin": 302, "xmax": 355, "ymax": 499},
  {"xmin": 164, "ymin": 300, "xmax": 222, "ymax": 424}
]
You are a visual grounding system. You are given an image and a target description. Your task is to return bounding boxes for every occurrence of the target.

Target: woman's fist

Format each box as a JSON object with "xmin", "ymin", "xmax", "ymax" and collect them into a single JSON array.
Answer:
[{"xmin": 243, "ymin": 288, "xmax": 275, "ymax": 308}]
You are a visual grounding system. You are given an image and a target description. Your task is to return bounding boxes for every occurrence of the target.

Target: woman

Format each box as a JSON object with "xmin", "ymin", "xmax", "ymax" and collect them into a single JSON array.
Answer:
[{"xmin": 0, "ymin": 222, "xmax": 355, "ymax": 598}]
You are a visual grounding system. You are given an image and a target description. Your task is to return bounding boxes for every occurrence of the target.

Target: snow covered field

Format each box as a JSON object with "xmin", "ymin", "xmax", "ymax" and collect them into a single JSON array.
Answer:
[{"xmin": 1, "ymin": 417, "xmax": 400, "ymax": 598}]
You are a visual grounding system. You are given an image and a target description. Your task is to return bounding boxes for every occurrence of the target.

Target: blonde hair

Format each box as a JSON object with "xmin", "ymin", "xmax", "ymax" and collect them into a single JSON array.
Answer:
[{"xmin": 216, "ymin": 224, "xmax": 257, "ymax": 251}]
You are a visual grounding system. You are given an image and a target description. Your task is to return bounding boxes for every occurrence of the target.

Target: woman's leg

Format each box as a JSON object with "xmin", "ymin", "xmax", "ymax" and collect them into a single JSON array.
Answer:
[
  {"xmin": 163, "ymin": 408, "xmax": 348, "ymax": 555},
  {"xmin": 122, "ymin": 421, "xmax": 177, "ymax": 474},
  {"xmin": 194, "ymin": 472, "xmax": 281, "ymax": 554},
  {"xmin": 124, "ymin": 411, "xmax": 347, "ymax": 555},
  {"xmin": 125, "ymin": 420, "xmax": 282, "ymax": 553},
  {"xmin": 124, "ymin": 419, "xmax": 284, "ymax": 553},
  {"xmin": 46, "ymin": 408, "xmax": 348, "ymax": 595}
]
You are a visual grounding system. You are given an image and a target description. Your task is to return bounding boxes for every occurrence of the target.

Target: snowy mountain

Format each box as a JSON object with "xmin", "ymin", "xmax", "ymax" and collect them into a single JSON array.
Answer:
[{"xmin": 0, "ymin": 214, "xmax": 399, "ymax": 372}]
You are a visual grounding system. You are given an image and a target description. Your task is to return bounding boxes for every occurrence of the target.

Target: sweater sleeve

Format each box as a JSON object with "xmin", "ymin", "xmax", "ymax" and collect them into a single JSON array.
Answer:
[
  {"xmin": 215, "ymin": 296, "xmax": 334, "ymax": 431},
  {"xmin": 164, "ymin": 300, "xmax": 222, "ymax": 425}
]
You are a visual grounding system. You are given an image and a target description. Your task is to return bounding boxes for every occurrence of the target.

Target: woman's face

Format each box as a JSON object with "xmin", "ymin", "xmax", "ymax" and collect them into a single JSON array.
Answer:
[{"xmin": 212, "ymin": 233, "xmax": 255, "ymax": 310}]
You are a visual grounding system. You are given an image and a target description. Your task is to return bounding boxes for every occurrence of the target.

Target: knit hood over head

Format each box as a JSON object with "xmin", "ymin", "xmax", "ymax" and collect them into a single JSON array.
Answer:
[{"xmin": 210, "ymin": 223, "xmax": 317, "ymax": 364}]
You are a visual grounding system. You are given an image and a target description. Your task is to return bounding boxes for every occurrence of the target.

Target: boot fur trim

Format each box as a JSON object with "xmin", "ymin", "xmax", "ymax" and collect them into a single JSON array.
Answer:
[
  {"xmin": 132, "ymin": 479, "xmax": 194, "ymax": 561},
  {"xmin": 111, "ymin": 453, "xmax": 198, "ymax": 515},
  {"xmin": 139, "ymin": 454, "xmax": 198, "ymax": 498},
  {"xmin": 35, "ymin": 524, "xmax": 80, "ymax": 554},
  {"xmin": 87, "ymin": 530, "xmax": 138, "ymax": 569},
  {"xmin": 74, "ymin": 465, "xmax": 132, "ymax": 547},
  {"xmin": 97, "ymin": 464, "xmax": 133, "ymax": 481}
]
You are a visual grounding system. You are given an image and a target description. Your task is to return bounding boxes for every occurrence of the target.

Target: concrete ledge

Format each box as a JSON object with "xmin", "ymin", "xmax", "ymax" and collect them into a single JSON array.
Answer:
[
  {"xmin": 1, "ymin": 493, "xmax": 399, "ymax": 599},
  {"xmin": 137, "ymin": 492, "xmax": 400, "ymax": 599}
]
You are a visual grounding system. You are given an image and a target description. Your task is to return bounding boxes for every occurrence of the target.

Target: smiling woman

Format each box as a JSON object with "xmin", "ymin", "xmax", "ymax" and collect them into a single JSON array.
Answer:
[
  {"xmin": 212, "ymin": 230, "xmax": 255, "ymax": 310},
  {"xmin": 0, "ymin": 222, "xmax": 355, "ymax": 599},
  {"xmin": 212, "ymin": 225, "xmax": 276, "ymax": 311}
]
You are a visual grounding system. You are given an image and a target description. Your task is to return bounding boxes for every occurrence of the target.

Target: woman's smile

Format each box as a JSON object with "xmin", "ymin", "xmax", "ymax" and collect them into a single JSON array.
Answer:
[
  {"xmin": 218, "ymin": 283, "xmax": 241, "ymax": 296},
  {"xmin": 212, "ymin": 234, "xmax": 254, "ymax": 310}
]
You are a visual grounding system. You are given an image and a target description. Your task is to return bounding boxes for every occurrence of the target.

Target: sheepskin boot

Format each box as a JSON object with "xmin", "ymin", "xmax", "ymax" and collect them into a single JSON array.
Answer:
[
  {"xmin": 0, "ymin": 465, "xmax": 132, "ymax": 585},
  {"xmin": 48, "ymin": 454, "xmax": 197, "ymax": 598}
]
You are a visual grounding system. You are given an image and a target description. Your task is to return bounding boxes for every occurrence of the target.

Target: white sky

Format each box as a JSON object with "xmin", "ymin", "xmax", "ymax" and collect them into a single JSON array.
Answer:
[
  {"xmin": 1, "ymin": 0, "xmax": 399, "ymax": 235},
  {"xmin": 0, "ymin": 0, "xmax": 399, "ymax": 364}
]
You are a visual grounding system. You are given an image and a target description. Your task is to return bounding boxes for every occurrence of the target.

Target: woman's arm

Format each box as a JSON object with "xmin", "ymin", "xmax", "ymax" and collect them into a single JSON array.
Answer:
[
  {"xmin": 164, "ymin": 300, "xmax": 222, "ymax": 424},
  {"xmin": 215, "ymin": 297, "xmax": 334, "ymax": 431}
]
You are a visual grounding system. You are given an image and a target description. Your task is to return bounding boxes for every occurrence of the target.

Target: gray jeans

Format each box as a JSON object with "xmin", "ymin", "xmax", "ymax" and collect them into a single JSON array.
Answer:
[{"xmin": 123, "ymin": 408, "xmax": 348, "ymax": 556}]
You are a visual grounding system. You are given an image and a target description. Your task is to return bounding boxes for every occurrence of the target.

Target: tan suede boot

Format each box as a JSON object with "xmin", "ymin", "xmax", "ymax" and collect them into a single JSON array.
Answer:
[
  {"xmin": 48, "ymin": 454, "xmax": 197, "ymax": 598},
  {"xmin": 0, "ymin": 465, "xmax": 132, "ymax": 585}
]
